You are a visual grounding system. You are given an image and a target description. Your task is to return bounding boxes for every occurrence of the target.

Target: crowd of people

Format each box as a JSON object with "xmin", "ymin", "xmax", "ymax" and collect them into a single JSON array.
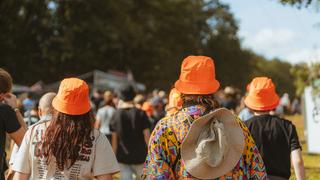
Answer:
[{"xmin": 0, "ymin": 55, "xmax": 305, "ymax": 180}]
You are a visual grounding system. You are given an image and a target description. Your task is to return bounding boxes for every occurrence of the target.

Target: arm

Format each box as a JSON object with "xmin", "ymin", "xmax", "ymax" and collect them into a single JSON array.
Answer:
[
  {"xmin": 13, "ymin": 172, "xmax": 30, "ymax": 180},
  {"xmin": 4, "ymin": 93, "xmax": 27, "ymax": 130},
  {"xmin": 96, "ymin": 174, "xmax": 113, "ymax": 180},
  {"xmin": 111, "ymin": 132, "xmax": 118, "ymax": 153},
  {"xmin": 94, "ymin": 118, "xmax": 101, "ymax": 130},
  {"xmin": 143, "ymin": 128, "xmax": 150, "ymax": 145},
  {"xmin": 15, "ymin": 110, "xmax": 27, "ymax": 130},
  {"xmin": 8, "ymin": 127, "xmax": 25, "ymax": 146},
  {"xmin": 291, "ymin": 149, "xmax": 306, "ymax": 180}
]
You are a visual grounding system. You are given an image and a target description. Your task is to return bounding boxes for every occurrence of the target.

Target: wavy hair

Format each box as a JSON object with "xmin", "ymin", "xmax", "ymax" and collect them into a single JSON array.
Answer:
[
  {"xmin": 42, "ymin": 111, "xmax": 94, "ymax": 171},
  {"xmin": 181, "ymin": 94, "xmax": 220, "ymax": 111}
]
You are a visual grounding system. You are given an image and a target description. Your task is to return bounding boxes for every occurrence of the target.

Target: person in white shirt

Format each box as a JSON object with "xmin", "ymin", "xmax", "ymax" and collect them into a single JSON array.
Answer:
[
  {"xmin": 94, "ymin": 91, "xmax": 115, "ymax": 142},
  {"xmin": 12, "ymin": 78, "xmax": 119, "ymax": 180}
]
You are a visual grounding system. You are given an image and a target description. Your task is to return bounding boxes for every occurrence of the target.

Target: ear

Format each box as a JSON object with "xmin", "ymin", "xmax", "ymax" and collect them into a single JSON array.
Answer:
[
  {"xmin": 0, "ymin": 93, "xmax": 4, "ymax": 101},
  {"xmin": 38, "ymin": 109, "xmax": 43, "ymax": 117}
]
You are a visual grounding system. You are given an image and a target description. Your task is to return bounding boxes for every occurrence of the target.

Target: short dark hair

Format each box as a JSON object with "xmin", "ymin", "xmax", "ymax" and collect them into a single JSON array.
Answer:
[{"xmin": 0, "ymin": 68, "xmax": 13, "ymax": 93}]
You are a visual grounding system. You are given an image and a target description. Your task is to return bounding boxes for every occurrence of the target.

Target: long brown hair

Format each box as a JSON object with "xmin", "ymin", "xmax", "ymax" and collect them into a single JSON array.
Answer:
[{"xmin": 42, "ymin": 111, "xmax": 94, "ymax": 171}]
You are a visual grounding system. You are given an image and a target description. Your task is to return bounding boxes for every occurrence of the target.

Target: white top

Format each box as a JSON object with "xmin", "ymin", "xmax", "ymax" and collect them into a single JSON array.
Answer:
[
  {"xmin": 12, "ymin": 122, "xmax": 119, "ymax": 180},
  {"xmin": 96, "ymin": 106, "xmax": 115, "ymax": 135}
]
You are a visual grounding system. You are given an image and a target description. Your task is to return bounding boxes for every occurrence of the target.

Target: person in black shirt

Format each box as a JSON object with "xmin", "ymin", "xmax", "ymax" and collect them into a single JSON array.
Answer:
[
  {"xmin": 0, "ymin": 68, "xmax": 27, "ymax": 179},
  {"xmin": 110, "ymin": 84, "xmax": 150, "ymax": 180},
  {"xmin": 244, "ymin": 77, "xmax": 305, "ymax": 180}
]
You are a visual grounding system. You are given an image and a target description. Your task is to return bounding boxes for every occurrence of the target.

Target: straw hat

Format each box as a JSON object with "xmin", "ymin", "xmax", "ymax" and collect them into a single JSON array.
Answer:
[
  {"xmin": 244, "ymin": 77, "xmax": 280, "ymax": 111},
  {"xmin": 52, "ymin": 78, "xmax": 91, "ymax": 115},
  {"xmin": 181, "ymin": 108, "xmax": 244, "ymax": 179},
  {"xmin": 175, "ymin": 56, "xmax": 220, "ymax": 95}
]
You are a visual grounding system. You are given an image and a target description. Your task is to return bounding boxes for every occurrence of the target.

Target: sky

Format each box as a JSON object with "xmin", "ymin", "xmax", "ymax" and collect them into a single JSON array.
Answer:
[{"xmin": 221, "ymin": 0, "xmax": 320, "ymax": 64}]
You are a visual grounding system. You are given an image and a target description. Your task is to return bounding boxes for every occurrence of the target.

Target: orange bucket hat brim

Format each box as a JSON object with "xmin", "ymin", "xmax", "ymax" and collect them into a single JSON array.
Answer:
[
  {"xmin": 175, "ymin": 80, "xmax": 220, "ymax": 95},
  {"xmin": 244, "ymin": 94, "xmax": 279, "ymax": 111},
  {"xmin": 52, "ymin": 96, "xmax": 91, "ymax": 115}
]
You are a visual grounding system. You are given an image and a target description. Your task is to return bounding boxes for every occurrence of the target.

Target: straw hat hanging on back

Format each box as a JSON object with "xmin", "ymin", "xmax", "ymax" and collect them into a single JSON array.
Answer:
[{"xmin": 181, "ymin": 108, "xmax": 245, "ymax": 179}]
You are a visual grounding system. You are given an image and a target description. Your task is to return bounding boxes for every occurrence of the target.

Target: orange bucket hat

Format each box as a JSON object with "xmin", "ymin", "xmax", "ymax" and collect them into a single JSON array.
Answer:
[
  {"xmin": 244, "ymin": 77, "xmax": 280, "ymax": 111},
  {"xmin": 175, "ymin": 56, "xmax": 220, "ymax": 95},
  {"xmin": 52, "ymin": 78, "xmax": 91, "ymax": 115},
  {"xmin": 142, "ymin": 102, "xmax": 153, "ymax": 117},
  {"xmin": 166, "ymin": 88, "xmax": 182, "ymax": 115}
]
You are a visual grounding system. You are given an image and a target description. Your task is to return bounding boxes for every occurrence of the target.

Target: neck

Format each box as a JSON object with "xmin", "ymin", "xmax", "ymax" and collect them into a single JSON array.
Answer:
[
  {"xmin": 118, "ymin": 100, "xmax": 134, "ymax": 108},
  {"xmin": 253, "ymin": 111, "xmax": 271, "ymax": 116}
]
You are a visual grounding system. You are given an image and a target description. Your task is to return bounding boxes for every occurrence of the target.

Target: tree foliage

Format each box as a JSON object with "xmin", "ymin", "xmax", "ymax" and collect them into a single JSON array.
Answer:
[{"xmin": 0, "ymin": 0, "xmax": 296, "ymax": 95}]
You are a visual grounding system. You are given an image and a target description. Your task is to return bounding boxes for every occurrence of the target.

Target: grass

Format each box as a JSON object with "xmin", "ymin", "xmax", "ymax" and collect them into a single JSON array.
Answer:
[{"xmin": 287, "ymin": 115, "xmax": 320, "ymax": 180}]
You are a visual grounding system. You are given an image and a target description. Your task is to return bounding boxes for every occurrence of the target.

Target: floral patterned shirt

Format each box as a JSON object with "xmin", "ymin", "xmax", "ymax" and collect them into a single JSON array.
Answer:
[{"xmin": 142, "ymin": 106, "xmax": 268, "ymax": 179}]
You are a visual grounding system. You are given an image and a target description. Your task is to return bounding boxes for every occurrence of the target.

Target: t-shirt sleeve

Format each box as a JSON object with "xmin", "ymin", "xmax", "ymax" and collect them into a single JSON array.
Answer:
[
  {"xmin": 12, "ymin": 128, "xmax": 31, "ymax": 174},
  {"xmin": 1, "ymin": 104, "xmax": 21, "ymax": 133},
  {"xmin": 9, "ymin": 144, "xmax": 19, "ymax": 166},
  {"xmin": 92, "ymin": 133, "xmax": 120, "ymax": 176},
  {"xmin": 289, "ymin": 124, "xmax": 301, "ymax": 151}
]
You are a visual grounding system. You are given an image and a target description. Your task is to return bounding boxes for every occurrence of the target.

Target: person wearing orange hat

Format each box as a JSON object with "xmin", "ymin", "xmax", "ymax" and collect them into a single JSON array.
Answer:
[
  {"xmin": 165, "ymin": 88, "xmax": 182, "ymax": 116},
  {"xmin": 244, "ymin": 77, "xmax": 305, "ymax": 180},
  {"xmin": 142, "ymin": 56, "xmax": 267, "ymax": 179},
  {"xmin": 141, "ymin": 101, "xmax": 157, "ymax": 131},
  {"xmin": 12, "ymin": 78, "xmax": 119, "ymax": 180}
]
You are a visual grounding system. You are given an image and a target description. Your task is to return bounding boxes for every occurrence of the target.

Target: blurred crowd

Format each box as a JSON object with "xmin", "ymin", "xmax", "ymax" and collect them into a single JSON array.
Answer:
[
  {"xmin": 14, "ymin": 86, "xmax": 301, "ymax": 132},
  {"xmin": 0, "ymin": 56, "xmax": 305, "ymax": 180}
]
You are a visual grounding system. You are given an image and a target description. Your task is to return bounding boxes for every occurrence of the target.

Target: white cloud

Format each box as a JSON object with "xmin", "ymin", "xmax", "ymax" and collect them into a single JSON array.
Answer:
[
  {"xmin": 240, "ymin": 28, "xmax": 320, "ymax": 64},
  {"xmin": 240, "ymin": 28, "xmax": 297, "ymax": 58},
  {"xmin": 285, "ymin": 48, "xmax": 320, "ymax": 64}
]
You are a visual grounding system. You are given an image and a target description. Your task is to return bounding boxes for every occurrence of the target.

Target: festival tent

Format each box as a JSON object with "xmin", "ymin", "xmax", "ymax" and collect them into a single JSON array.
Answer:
[{"xmin": 44, "ymin": 70, "xmax": 146, "ymax": 92}]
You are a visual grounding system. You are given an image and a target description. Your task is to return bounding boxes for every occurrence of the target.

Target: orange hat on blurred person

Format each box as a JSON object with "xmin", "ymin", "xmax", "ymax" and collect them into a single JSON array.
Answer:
[
  {"xmin": 175, "ymin": 56, "xmax": 220, "ymax": 95},
  {"xmin": 142, "ymin": 102, "xmax": 153, "ymax": 117},
  {"xmin": 52, "ymin": 78, "xmax": 91, "ymax": 115},
  {"xmin": 244, "ymin": 77, "xmax": 279, "ymax": 111},
  {"xmin": 166, "ymin": 88, "xmax": 182, "ymax": 115}
]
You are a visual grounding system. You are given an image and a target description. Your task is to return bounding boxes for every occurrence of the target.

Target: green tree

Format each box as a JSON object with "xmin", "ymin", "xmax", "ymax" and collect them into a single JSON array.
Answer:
[{"xmin": 290, "ymin": 63, "xmax": 310, "ymax": 96}]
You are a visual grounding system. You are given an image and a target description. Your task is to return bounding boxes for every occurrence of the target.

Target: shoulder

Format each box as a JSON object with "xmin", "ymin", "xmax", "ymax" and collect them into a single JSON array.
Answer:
[
  {"xmin": 274, "ymin": 116, "xmax": 296, "ymax": 128},
  {"xmin": 0, "ymin": 103, "xmax": 14, "ymax": 113},
  {"xmin": 28, "ymin": 121, "xmax": 47, "ymax": 135},
  {"xmin": 92, "ymin": 129, "xmax": 103, "ymax": 139}
]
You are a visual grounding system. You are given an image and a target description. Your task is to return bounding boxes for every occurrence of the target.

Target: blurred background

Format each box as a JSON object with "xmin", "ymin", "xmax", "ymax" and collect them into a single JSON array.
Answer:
[
  {"xmin": 0, "ymin": 0, "xmax": 318, "ymax": 95},
  {"xmin": 1, "ymin": 0, "xmax": 320, "ymax": 179}
]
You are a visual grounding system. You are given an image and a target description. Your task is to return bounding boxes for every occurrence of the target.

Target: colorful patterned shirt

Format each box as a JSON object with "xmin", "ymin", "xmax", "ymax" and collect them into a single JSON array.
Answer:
[{"xmin": 142, "ymin": 106, "xmax": 268, "ymax": 179}]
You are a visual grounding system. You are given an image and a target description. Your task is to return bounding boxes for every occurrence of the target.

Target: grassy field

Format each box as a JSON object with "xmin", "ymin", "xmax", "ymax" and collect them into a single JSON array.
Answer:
[{"xmin": 287, "ymin": 115, "xmax": 320, "ymax": 180}]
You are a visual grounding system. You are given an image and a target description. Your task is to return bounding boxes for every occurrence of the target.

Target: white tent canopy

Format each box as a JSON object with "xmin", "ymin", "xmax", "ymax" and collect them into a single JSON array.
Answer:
[{"xmin": 45, "ymin": 70, "xmax": 146, "ymax": 92}]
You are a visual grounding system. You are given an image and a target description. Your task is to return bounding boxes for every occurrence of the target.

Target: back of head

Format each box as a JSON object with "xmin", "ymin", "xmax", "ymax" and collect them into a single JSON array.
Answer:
[
  {"xmin": 38, "ymin": 92, "xmax": 56, "ymax": 115},
  {"xmin": 134, "ymin": 94, "xmax": 145, "ymax": 106},
  {"xmin": 244, "ymin": 77, "xmax": 279, "ymax": 111},
  {"xmin": 103, "ymin": 90, "xmax": 114, "ymax": 105},
  {"xmin": 175, "ymin": 56, "xmax": 220, "ymax": 110},
  {"xmin": 117, "ymin": 84, "xmax": 136, "ymax": 102},
  {"xmin": 0, "ymin": 68, "xmax": 12, "ymax": 94}
]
